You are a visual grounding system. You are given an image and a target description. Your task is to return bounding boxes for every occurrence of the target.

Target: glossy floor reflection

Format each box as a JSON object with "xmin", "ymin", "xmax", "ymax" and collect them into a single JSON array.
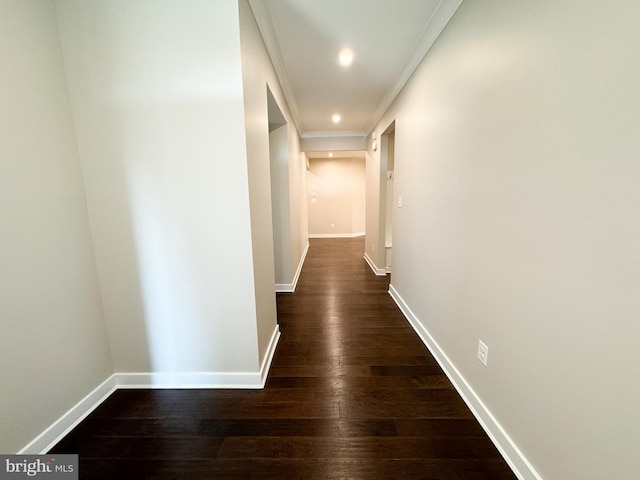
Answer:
[{"xmin": 50, "ymin": 237, "xmax": 517, "ymax": 479}]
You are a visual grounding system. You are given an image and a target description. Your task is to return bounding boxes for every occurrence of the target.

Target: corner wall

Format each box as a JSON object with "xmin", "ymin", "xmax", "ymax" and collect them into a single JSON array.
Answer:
[
  {"xmin": 365, "ymin": 144, "xmax": 388, "ymax": 274},
  {"xmin": 372, "ymin": 1, "xmax": 640, "ymax": 478},
  {"xmin": 0, "ymin": 0, "xmax": 113, "ymax": 453},
  {"xmin": 240, "ymin": 0, "xmax": 308, "ymax": 300},
  {"xmin": 269, "ymin": 124, "xmax": 293, "ymax": 287},
  {"xmin": 56, "ymin": 0, "xmax": 261, "ymax": 376}
]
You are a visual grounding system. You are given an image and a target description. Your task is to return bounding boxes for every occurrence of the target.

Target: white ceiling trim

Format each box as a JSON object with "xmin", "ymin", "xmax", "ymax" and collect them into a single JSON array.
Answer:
[
  {"xmin": 307, "ymin": 150, "xmax": 367, "ymax": 159},
  {"xmin": 300, "ymin": 131, "xmax": 367, "ymax": 139},
  {"xmin": 248, "ymin": 0, "xmax": 302, "ymax": 135},
  {"xmin": 367, "ymin": 0, "xmax": 464, "ymax": 133},
  {"xmin": 249, "ymin": 0, "xmax": 464, "ymax": 137}
]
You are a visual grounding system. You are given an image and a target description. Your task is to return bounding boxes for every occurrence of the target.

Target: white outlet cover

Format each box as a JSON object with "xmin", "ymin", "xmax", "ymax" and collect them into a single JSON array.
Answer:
[{"xmin": 477, "ymin": 340, "xmax": 489, "ymax": 366}]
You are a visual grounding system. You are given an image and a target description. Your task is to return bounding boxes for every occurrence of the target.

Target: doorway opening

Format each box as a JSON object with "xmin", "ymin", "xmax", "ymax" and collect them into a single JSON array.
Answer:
[
  {"xmin": 267, "ymin": 87, "xmax": 290, "ymax": 291},
  {"xmin": 305, "ymin": 151, "xmax": 366, "ymax": 238},
  {"xmin": 381, "ymin": 122, "xmax": 395, "ymax": 273}
]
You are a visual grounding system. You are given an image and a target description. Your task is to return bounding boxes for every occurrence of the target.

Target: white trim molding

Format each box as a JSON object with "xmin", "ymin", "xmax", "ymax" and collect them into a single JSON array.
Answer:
[
  {"xmin": 300, "ymin": 130, "xmax": 367, "ymax": 138},
  {"xmin": 309, "ymin": 232, "xmax": 364, "ymax": 239},
  {"xmin": 22, "ymin": 325, "xmax": 282, "ymax": 454},
  {"xmin": 114, "ymin": 371, "xmax": 264, "ymax": 389},
  {"xmin": 388, "ymin": 284, "xmax": 543, "ymax": 480},
  {"xmin": 116, "ymin": 326, "xmax": 281, "ymax": 389},
  {"xmin": 20, "ymin": 375, "xmax": 117, "ymax": 454},
  {"xmin": 259, "ymin": 324, "xmax": 281, "ymax": 387},
  {"xmin": 368, "ymin": 0, "xmax": 464, "ymax": 132},
  {"xmin": 364, "ymin": 251, "xmax": 387, "ymax": 276},
  {"xmin": 276, "ymin": 242, "xmax": 309, "ymax": 292},
  {"xmin": 247, "ymin": 0, "xmax": 301, "ymax": 134}
]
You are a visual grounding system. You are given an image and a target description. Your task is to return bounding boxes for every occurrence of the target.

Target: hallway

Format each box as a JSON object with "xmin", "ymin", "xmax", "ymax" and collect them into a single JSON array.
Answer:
[{"xmin": 50, "ymin": 237, "xmax": 516, "ymax": 478}]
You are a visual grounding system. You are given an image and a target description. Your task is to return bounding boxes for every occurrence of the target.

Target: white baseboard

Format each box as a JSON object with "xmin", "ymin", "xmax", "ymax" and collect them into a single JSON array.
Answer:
[
  {"xmin": 388, "ymin": 284, "xmax": 543, "ymax": 480},
  {"xmin": 20, "ymin": 374, "xmax": 118, "ymax": 454},
  {"xmin": 259, "ymin": 324, "xmax": 281, "ymax": 386},
  {"xmin": 23, "ymin": 325, "xmax": 282, "ymax": 454},
  {"xmin": 114, "ymin": 371, "xmax": 264, "ymax": 389},
  {"xmin": 364, "ymin": 252, "xmax": 387, "ymax": 276},
  {"xmin": 116, "ymin": 326, "xmax": 280, "ymax": 388},
  {"xmin": 276, "ymin": 242, "xmax": 309, "ymax": 293},
  {"xmin": 308, "ymin": 232, "xmax": 365, "ymax": 238}
]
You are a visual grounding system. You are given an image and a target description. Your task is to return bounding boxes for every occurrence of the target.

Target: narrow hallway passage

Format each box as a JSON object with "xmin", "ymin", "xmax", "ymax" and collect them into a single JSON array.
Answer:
[
  {"xmin": 268, "ymin": 237, "xmax": 517, "ymax": 478},
  {"xmin": 50, "ymin": 238, "xmax": 516, "ymax": 479}
]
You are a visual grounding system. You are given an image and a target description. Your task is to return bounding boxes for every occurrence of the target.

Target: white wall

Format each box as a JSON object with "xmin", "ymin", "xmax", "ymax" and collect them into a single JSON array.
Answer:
[
  {"xmin": 383, "ymin": 130, "xmax": 395, "ymax": 247},
  {"xmin": 1, "ymin": 0, "xmax": 306, "ymax": 453},
  {"xmin": 0, "ymin": 0, "xmax": 112, "ymax": 453},
  {"xmin": 365, "ymin": 132, "xmax": 391, "ymax": 272},
  {"xmin": 56, "ymin": 0, "xmax": 261, "ymax": 375},
  {"xmin": 365, "ymin": 149, "xmax": 384, "ymax": 269},
  {"xmin": 240, "ymin": 0, "xmax": 308, "ymax": 300},
  {"xmin": 288, "ymin": 146, "xmax": 309, "ymax": 284},
  {"xmin": 371, "ymin": 1, "xmax": 640, "ymax": 478},
  {"xmin": 237, "ymin": 0, "xmax": 279, "ymax": 368},
  {"xmin": 308, "ymin": 157, "xmax": 366, "ymax": 236},
  {"xmin": 269, "ymin": 124, "xmax": 292, "ymax": 286}
]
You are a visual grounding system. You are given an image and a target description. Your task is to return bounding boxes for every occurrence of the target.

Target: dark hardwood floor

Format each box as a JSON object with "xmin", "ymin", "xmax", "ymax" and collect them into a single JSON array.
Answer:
[{"xmin": 50, "ymin": 237, "xmax": 517, "ymax": 479}]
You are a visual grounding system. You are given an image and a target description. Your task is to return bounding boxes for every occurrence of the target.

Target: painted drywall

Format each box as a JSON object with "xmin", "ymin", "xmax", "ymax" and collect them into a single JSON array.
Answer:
[
  {"xmin": 365, "ymin": 130, "xmax": 393, "ymax": 272},
  {"xmin": 365, "ymin": 148, "xmax": 384, "ymax": 270},
  {"xmin": 238, "ymin": 0, "xmax": 279, "ymax": 367},
  {"xmin": 0, "ymin": 0, "xmax": 112, "ymax": 453},
  {"xmin": 384, "ymin": 130, "xmax": 395, "ymax": 248},
  {"xmin": 371, "ymin": 1, "xmax": 640, "ymax": 478},
  {"xmin": 269, "ymin": 124, "xmax": 292, "ymax": 285},
  {"xmin": 307, "ymin": 158, "xmax": 366, "ymax": 236},
  {"xmin": 239, "ymin": 0, "xmax": 308, "ymax": 354},
  {"xmin": 240, "ymin": 0, "xmax": 308, "ymax": 297},
  {"xmin": 56, "ymin": 0, "xmax": 260, "ymax": 374},
  {"xmin": 289, "ymin": 147, "xmax": 309, "ymax": 279}
]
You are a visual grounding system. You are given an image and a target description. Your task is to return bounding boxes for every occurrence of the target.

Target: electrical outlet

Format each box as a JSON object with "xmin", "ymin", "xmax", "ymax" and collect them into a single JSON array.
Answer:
[
  {"xmin": 477, "ymin": 340, "xmax": 488, "ymax": 366},
  {"xmin": 330, "ymin": 223, "xmax": 335, "ymax": 228}
]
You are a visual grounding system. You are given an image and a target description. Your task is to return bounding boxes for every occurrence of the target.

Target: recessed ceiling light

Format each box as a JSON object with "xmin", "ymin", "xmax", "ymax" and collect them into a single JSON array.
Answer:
[
  {"xmin": 332, "ymin": 114, "xmax": 341, "ymax": 123},
  {"xmin": 328, "ymin": 153, "xmax": 333, "ymax": 157},
  {"xmin": 339, "ymin": 50, "xmax": 353, "ymax": 67}
]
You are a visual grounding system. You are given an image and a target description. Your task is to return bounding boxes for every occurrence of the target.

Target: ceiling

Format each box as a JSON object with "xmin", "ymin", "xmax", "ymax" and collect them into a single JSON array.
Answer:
[{"xmin": 249, "ymin": 0, "xmax": 463, "ymax": 138}]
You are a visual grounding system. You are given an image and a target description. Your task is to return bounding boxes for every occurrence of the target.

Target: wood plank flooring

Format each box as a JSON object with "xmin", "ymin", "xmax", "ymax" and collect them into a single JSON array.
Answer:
[{"xmin": 49, "ymin": 237, "xmax": 517, "ymax": 479}]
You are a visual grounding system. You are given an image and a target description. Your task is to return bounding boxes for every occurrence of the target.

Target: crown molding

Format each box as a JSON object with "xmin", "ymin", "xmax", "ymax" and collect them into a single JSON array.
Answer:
[
  {"xmin": 367, "ymin": 0, "xmax": 464, "ymax": 132},
  {"xmin": 248, "ymin": 0, "xmax": 303, "ymax": 134},
  {"xmin": 301, "ymin": 130, "xmax": 367, "ymax": 139}
]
